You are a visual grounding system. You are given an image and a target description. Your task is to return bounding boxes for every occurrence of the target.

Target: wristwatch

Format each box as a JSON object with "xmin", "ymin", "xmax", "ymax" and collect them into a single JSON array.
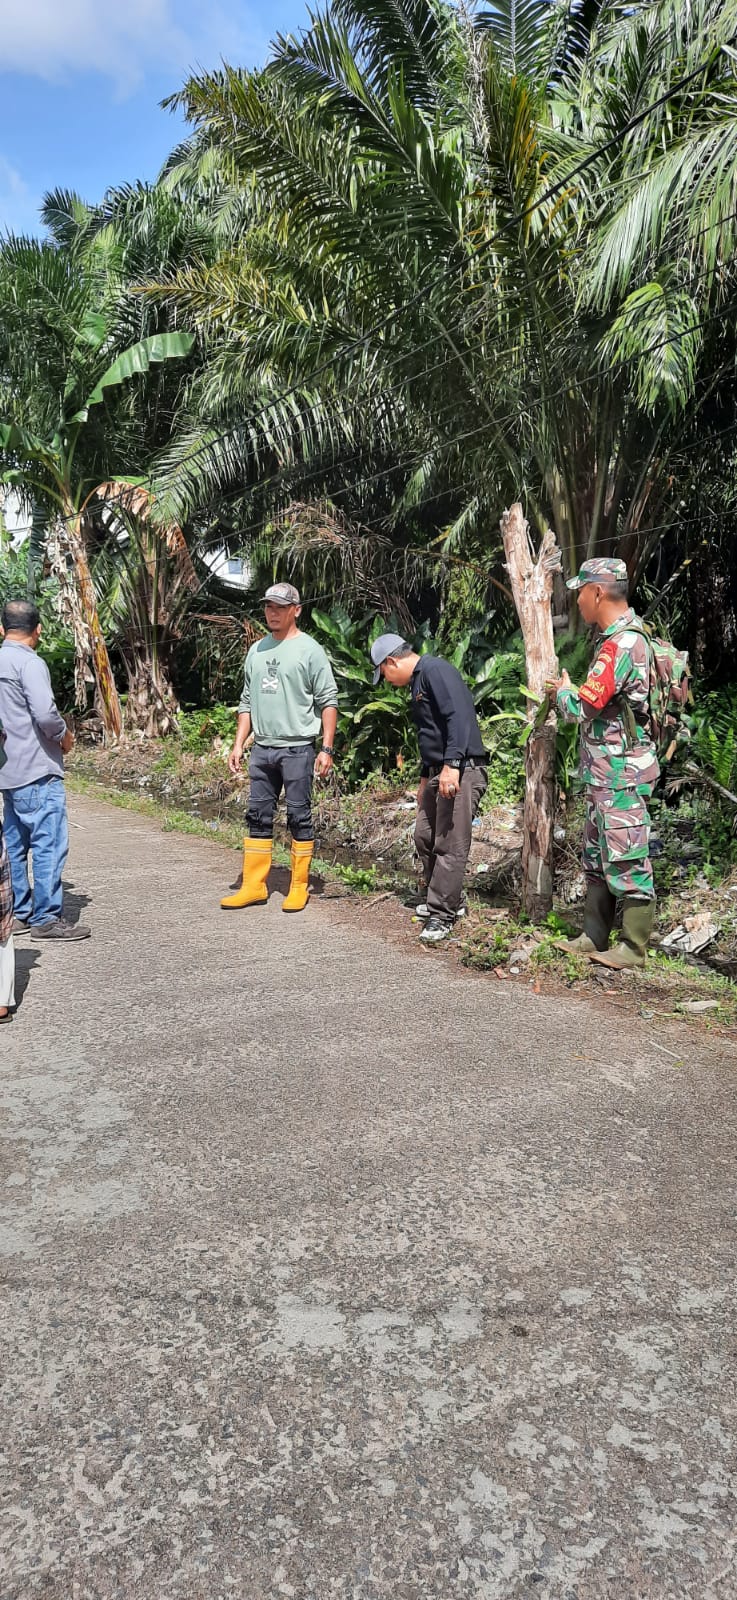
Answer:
[
  {"xmin": 321, "ymin": 745, "xmax": 335, "ymax": 756},
  {"xmin": 448, "ymin": 759, "xmax": 462, "ymax": 769}
]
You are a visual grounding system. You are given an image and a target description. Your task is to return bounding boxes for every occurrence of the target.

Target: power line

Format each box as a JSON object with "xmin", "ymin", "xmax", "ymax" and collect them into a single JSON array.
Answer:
[
  {"xmin": 189, "ymin": 193, "xmax": 737, "ymax": 483},
  {"xmin": 8, "ymin": 422, "xmax": 734, "ymax": 630},
  {"xmin": 160, "ymin": 26, "xmax": 737, "ymax": 491},
  {"xmin": 8, "ymin": 280, "xmax": 737, "ymax": 570},
  {"xmin": 297, "ymin": 431, "xmax": 737, "ymax": 563},
  {"xmin": 169, "ymin": 199, "xmax": 737, "ymax": 541},
  {"xmin": 180, "ymin": 283, "xmax": 737, "ymax": 560},
  {"xmin": 160, "ymin": 280, "xmax": 585, "ymax": 519},
  {"xmin": 5, "ymin": 101, "xmax": 737, "ymax": 569},
  {"xmin": 167, "ymin": 259, "xmax": 737, "ymax": 538},
  {"xmin": 7, "ymin": 271, "xmax": 734, "ymax": 553},
  {"xmin": 187, "ymin": 402, "xmax": 737, "ymax": 615},
  {"xmin": 6, "ymin": 146, "xmax": 737, "ymax": 547}
]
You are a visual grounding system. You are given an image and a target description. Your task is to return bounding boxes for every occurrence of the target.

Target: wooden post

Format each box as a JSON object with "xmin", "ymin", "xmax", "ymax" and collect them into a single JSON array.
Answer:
[{"xmin": 500, "ymin": 503, "xmax": 561, "ymax": 921}]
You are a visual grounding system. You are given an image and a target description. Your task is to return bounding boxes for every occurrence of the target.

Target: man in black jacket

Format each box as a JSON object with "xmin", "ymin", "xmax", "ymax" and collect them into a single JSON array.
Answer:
[{"xmin": 370, "ymin": 633, "xmax": 487, "ymax": 943}]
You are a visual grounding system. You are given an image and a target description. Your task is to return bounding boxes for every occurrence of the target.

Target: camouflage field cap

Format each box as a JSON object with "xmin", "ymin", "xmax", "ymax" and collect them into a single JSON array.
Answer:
[{"xmin": 567, "ymin": 557, "xmax": 628, "ymax": 591}]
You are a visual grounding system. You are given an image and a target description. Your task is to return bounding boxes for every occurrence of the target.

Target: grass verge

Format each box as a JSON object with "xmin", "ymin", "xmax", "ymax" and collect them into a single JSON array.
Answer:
[{"xmin": 66, "ymin": 771, "xmax": 391, "ymax": 892}]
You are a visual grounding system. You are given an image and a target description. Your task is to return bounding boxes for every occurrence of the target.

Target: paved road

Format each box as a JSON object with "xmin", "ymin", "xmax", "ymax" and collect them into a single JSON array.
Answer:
[{"xmin": 2, "ymin": 795, "xmax": 736, "ymax": 1599}]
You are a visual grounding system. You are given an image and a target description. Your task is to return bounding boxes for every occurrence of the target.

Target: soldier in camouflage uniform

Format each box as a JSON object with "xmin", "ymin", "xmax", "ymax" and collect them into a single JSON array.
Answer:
[{"xmin": 546, "ymin": 557, "xmax": 657, "ymax": 969}]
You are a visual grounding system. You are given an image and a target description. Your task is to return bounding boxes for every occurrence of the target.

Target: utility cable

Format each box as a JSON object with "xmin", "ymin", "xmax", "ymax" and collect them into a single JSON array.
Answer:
[{"xmin": 158, "ymin": 27, "xmax": 737, "ymax": 486}]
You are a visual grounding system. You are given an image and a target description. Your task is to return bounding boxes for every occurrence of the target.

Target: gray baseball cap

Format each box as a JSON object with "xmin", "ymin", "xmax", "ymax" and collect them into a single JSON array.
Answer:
[
  {"xmin": 262, "ymin": 581, "xmax": 301, "ymax": 606},
  {"xmin": 370, "ymin": 631, "xmax": 408, "ymax": 684}
]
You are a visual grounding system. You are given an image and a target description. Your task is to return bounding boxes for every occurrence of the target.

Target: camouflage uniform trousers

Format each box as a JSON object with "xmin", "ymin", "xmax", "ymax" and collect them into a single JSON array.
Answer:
[{"xmin": 582, "ymin": 786, "xmax": 655, "ymax": 900}]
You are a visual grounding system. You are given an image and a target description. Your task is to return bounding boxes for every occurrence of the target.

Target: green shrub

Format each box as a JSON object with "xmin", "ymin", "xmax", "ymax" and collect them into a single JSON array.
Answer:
[
  {"xmin": 0, "ymin": 544, "xmax": 76, "ymax": 709},
  {"xmin": 459, "ymin": 919, "xmax": 515, "ymax": 969},
  {"xmin": 310, "ymin": 608, "xmax": 422, "ymax": 784},
  {"xmin": 478, "ymin": 730, "xmax": 525, "ymax": 804},
  {"xmin": 178, "ymin": 703, "xmax": 238, "ymax": 754},
  {"xmin": 692, "ymin": 686, "xmax": 737, "ymax": 790},
  {"xmin": 334, "ymin": 862, "xmax": 379, "ymax": 893},
  {"xmin": 669, "ymin": 685, "xmax": 737, "ymax": 875}
]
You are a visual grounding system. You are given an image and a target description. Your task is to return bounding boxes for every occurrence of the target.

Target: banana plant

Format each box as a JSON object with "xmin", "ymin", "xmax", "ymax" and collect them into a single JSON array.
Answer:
[{"xmin": 0, "ymin": 223, "xmax": 194, "ymax": 737}]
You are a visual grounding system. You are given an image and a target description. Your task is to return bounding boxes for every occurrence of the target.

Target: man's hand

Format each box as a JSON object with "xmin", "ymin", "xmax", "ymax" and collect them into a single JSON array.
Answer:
[
  {"xmin": 228, "ymin": 743, "xmax": 246, "ymax": 777},
  {"xmin": 416, "ymin": 775, "xmax": 428, "ymax": 808},
  {"xmin": 438, "ymin": 764, "xmax": 461, "ymax": 799},
  {"xmin": 314, "ymin": 750, "xmax": 333, "ymax": 779},
  {"xmin": 545, "ymin": 669, "xmax": 571, "ymax": 695},
  {"xmin": 60, "ymin": 728, "xmax": 74, "ymax": 755}
]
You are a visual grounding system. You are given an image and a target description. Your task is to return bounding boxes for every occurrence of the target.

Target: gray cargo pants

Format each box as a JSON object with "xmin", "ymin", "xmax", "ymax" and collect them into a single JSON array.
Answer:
[
  {"xmin": 247, "ymin": 744, "xmax": 315, "ymax": 840},
  {"xmin": 415, "ymin": 762, "xmax": 487, "ymax": 923}
]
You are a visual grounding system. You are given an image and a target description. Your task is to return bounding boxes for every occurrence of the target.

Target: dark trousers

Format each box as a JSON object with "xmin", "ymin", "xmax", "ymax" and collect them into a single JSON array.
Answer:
[
  {"xmin": 415, "ymin": 764, "xmax": 487, "ymax": 923},
  {"xmin": 247, "ymin": 744, "xmax": 315, "ymax": 841}
]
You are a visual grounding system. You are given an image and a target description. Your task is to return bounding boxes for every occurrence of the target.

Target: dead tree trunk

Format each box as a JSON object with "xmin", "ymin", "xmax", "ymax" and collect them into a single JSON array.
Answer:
[
  {"xmin": 123, "ymin": 651, "xmax": 180, "ymax": 738},
  {"xmin": 47, "ymin": 513, "xmax": 124, "ymax": 742},
  {"xmin": 500, "ymin": 503, "xmax": 561, "ymax": 921}
]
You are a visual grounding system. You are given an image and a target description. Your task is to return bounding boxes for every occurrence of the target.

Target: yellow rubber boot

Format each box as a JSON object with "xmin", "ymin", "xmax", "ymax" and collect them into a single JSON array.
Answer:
[
  {"xmin": 221, "ymin": 838, "xmax": 272, "ymax": 908},
  {"xmin": 282, "ymin": 840, "xmax": 314, "ymax": 913}
]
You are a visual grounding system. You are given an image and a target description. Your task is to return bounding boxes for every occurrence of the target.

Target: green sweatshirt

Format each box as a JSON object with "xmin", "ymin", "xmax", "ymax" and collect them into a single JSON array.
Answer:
[{"xmin": 239, "ymin": 631, "xmax": 338, "ymax": 746}]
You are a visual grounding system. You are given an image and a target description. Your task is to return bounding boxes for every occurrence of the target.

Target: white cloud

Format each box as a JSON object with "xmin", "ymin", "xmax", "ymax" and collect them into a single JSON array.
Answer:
[
  {"xmin": 0, "ymin": 155, "xmax": 26, "ymax": 198},
  {"xmin": 0, "ymin": 0, "xmax": 267, "ymax": 98},
  {"xmin": 0, "ymin": 156, "xmax": 42, "ymax": 235}
]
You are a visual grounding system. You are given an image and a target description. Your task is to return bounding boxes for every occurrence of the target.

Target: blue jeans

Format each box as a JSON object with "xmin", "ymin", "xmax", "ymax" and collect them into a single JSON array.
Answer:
[{"xmin": 2, "ymin": 777, "xmax": 69, "ymax": 926}]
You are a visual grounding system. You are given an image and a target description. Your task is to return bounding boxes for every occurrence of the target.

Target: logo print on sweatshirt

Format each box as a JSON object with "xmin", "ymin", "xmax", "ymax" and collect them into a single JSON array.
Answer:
[{"xmin": 261, "ymin": 657, "xmax": 280, "ymax": 694}]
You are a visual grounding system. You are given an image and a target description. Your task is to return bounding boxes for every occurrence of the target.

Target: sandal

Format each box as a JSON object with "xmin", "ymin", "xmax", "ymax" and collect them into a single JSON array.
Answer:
[{"xmin": 0, "ymin": 1009, "xmax": 12, "ymax": 1024}]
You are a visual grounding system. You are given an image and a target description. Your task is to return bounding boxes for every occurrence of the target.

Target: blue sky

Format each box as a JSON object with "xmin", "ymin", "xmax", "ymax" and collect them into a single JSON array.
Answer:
[{"xmin": 0, "ymin": 0, "xmax": 310, "ymax": 235}]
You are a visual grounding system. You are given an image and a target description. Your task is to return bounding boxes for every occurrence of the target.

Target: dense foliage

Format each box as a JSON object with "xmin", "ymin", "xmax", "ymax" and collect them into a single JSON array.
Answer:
[{"xmin": 1, "ymin": 0, "xmax": 736, "ymax": 825}]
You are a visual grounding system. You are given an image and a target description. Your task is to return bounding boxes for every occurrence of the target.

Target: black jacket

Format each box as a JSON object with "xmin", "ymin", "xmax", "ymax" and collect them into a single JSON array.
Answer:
[{"xmin": 410, "ymin": 656, "xmax": 486, "ymax": 774}]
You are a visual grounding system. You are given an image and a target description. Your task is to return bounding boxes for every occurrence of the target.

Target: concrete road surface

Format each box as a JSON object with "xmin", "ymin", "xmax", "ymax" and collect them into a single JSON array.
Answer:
[{"xmin": 1, "ymin": 795, "xmax": 736, "ymax": 1599}]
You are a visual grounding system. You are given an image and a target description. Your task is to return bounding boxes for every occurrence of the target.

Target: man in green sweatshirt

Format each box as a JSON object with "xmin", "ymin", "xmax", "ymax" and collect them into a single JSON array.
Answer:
[{"xmin": 222, "ymin": 583, "xmax": 338, "ymax": 913}]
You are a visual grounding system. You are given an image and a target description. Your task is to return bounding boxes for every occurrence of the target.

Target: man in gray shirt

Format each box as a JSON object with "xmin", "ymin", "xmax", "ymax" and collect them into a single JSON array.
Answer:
[{"xmin": 0, "ymin": 600, "xmax": 90, "ymax": 940}]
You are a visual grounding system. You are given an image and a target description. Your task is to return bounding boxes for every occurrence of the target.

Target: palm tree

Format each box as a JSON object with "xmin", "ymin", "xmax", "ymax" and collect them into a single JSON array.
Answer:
[
  {"xmin": 135, "ymin": 0, "xmax": 737, "ymax": 908},
  {"xmin": 151, "ymin": 0, "xmax": 737, "ymax": 573}
]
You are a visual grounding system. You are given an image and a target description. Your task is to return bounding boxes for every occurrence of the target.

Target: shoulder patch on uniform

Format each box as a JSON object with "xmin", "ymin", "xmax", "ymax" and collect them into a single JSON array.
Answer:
[{"xmin": 579, "ymin": 640, "xmax": 617, "ymax": 709}]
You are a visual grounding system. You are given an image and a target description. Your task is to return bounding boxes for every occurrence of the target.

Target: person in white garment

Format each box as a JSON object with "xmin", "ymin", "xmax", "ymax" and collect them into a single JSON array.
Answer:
[{"xmin": 0, "ymin": 758, "xmax": 14, "ymax": 1022}]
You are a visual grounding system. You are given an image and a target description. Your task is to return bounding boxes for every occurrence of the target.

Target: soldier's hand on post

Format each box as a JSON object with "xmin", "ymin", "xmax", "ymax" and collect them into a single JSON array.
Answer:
[{"xmin": 545, "ymin": 669, "xmax": 570, "ymax": 695}]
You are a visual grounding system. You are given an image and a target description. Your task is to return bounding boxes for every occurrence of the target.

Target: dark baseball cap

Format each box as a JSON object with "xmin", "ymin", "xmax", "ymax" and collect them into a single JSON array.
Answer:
[
  {"xmin": 370, "ymin": 631, "xmax": 408, "ymax": 684},
  {"xmin": 262, "ymin": 581, "xmax": 301, "ymax": 606}
]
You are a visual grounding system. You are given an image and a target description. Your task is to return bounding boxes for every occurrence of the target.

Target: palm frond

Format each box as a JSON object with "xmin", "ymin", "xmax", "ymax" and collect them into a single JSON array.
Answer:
[
  {"xmin": 330, "ymin": 0, "xmax": 463, "ymax": 109},
  {"xmin": 582, "ymin": 120, "xmax": 737, "ymax": 307},
  {"xmin": 476, "ymin": 0, "xmax": 560, "ymax": 80},
  {"xmin": 597, "ymin": 282, "xmax": 702, "ymax": 415},
  {"xmin": 40, "ymin": 189, "xmax": 93, "ymax": 249}
]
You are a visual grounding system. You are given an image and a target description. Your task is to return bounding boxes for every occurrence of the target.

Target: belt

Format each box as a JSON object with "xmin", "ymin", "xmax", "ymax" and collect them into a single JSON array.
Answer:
[{"xmin": 427, "ymin": 757, "xmax": 484, "ymax": 777}]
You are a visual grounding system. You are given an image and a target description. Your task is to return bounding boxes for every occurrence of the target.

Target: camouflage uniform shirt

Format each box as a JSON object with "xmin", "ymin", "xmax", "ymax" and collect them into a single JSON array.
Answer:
[
  {"xmin": 555, "ymin": 610, "xmax": 658, "ymax": 899},
  {"xmin": 556, "ymin": 609, "xmax": 659, "ymax": 792}
]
